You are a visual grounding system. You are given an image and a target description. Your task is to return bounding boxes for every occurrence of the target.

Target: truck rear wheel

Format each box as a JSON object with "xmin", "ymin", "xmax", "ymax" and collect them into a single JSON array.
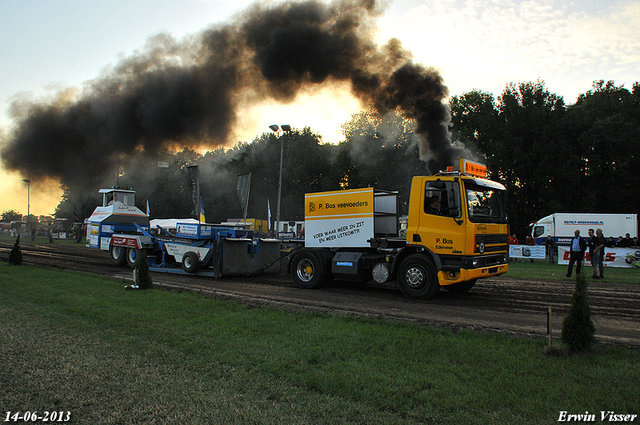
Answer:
[
  {"xmin": 110, "ymin": 245, "xmax": 127, "ymax": 266},
  {"xmin": 442, "ymin": 279, "xmax": 477, "ymax": 293},
  {"xmin": 397, "ymin": 254, "xmax": 440, "ymax": 299},
  {"xmin": 182, "ymin": 252, "xmax": 200, "ymax": 273},
  {"xmin": 126, "ymin": 247, "xmax": 141, "ymax": 268},
  {"xmin": 291, "ymin": 251, "xmax": 328, "ymax": 289}
]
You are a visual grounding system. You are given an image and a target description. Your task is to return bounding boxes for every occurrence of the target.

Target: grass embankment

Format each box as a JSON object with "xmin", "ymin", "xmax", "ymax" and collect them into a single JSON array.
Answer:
[
  {"xmin": 0, "ymin": 233, "xmax": 81, "ymax": 248},
  {"xmin": 1, "ymin": 264, "xmax": 639, "ymax": 424},
  {"xmin": 507, "ymin": 259, "xmax": 640, "ymax": 285}
]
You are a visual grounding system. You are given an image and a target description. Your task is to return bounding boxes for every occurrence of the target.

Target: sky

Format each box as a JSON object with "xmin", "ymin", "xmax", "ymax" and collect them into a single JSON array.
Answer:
[{"xmin": 0, "ymin": 0, "xmax": 638, "ymax": 218}]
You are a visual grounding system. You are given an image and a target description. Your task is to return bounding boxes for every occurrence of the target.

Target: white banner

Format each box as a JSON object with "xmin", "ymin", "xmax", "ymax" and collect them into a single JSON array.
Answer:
[
  {"xmin": 558, "ymin": 246, "xmax": 640, "ymax": 268},
  {"xmin": 305, "ymin": 217, "xmax": 373, "ymax": 248},
  {"xmin": 509, "ymin": 245, "xmax": 546, "ymax": 259}
]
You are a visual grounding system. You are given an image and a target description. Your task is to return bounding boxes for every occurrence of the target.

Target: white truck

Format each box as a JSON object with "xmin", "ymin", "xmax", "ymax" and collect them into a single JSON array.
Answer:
[{"xmin": 530, "ymin": 213, "xmax": 638, "ymax": 245}]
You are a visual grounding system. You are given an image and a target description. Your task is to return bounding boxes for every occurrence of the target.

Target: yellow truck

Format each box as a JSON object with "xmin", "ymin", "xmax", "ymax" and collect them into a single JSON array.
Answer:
[{"xmin": 290, "ymin": 159, "xmax": 509, "ymax": 299}]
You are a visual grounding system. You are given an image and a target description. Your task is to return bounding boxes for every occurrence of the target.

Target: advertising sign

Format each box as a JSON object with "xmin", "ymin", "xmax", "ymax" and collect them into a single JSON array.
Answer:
[
  {"xmin": 100, "ymin": 236, "xmax": 111, "ymax": 251},
  {"xmin": 305, "ymin": 188, "xmax": 374, "ymax": 248},
  {"xmin": 86, "ymin": 223, "xmax": 100, "ymax": 248},
  {"xmin": 509, "ymin": 245, "xmax": 546, "ymax": 259},
  {"xmin": 177, "ymin": 224, "xmax": 199, "ymax": 237},
  {"xmin": 165, "ymin": 243, "xmax": 210, "ymax": 263},
  {"xmin": 111, "ymin": 236, "xmax": 140, "ymax": 249},
  {"xmin": 558, "ymin": 246, "xmax": 640, "ymax": 268}
]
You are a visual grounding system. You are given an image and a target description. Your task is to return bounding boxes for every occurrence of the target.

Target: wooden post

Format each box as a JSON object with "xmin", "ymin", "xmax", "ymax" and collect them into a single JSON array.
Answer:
[{"xmin": 547, "ymin": 306, "xmax": 552, "ymax": 346}]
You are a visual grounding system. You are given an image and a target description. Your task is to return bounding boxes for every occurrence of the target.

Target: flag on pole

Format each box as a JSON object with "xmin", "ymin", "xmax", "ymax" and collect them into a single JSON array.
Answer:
[
  {"xmin": 187, "ymin": 165, "xmax": 200, "ymax": 216},
  {"xmin": 199, "ymin": 197, "xmax": 206, "ymax": 223},
  {"xmin": 236, "ymin": 173, "xmax": 251, "ymax": 222},
  {"xmin": 146, "ymin": 200, "xmax": 150, "ymax": 216},
  {"xmin": 267, "ymin": 200, "xmax": 272, "ymax": 230}
]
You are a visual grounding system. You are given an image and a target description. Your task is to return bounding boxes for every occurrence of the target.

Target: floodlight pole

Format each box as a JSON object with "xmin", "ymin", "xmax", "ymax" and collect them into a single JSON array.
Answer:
[
  {"xmin": 277, "ymin": 137, "xmax": 283, "ymax": 237},
  {"xmin": 23, "ymin": 179, "xmax": 31, "ymax": 227},
  {"xmin": 269, "ymin": 124, "xmax": 291, "ymax": 238}
]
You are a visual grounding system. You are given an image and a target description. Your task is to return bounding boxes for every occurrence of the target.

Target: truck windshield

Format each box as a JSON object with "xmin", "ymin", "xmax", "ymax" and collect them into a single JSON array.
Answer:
[{"xmin": 464, "ymin": 182, "xmax": 507, "ymax": 223}]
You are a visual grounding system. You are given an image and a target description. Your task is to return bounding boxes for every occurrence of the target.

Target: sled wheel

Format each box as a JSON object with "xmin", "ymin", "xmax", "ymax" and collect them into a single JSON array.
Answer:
[
  {"xmin": 110, "ymin": 245, "xmax": 127, "ymax": 266},
  {"xmin": 126, "ymin": 247, "xmax": 141, "ymax": 268},
  {"xmin": 182, "ymin": 251, "xmax": 200, "ymax": 273}
]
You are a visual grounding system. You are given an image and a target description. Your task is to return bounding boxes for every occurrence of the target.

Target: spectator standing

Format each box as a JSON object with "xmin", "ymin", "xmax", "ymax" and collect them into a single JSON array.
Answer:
[
  {"xmin": 525, "ymin": 236, "xmax": 535, "ymax": 262},
  {"xmin": 509, "ymin": 234, "xmax": 519, "ymax": 262},
  {"xmin": 566, "ymin": 230, "xmax": 587, "ymax": 278},
  {"xmin": 595, "ymin": 228, "xmax": 606, "ymax": 279},
  {"xmin": 587, "ymin": 229, "xmax": 600, "ymax": 279},
  {"xmin": 545, "ymin": 235, "xmax": 556, "ymax": 263}
]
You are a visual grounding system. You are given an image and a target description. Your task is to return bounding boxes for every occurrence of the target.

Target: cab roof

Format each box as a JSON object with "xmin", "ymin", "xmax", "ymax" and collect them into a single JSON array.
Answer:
[{"xmin": 98, "ymin": 188, "xmax": 136, "ymax": 194}]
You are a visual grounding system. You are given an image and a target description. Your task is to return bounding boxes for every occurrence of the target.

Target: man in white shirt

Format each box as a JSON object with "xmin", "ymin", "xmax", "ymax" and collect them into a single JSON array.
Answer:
[
  {"xmin": 566, "ymin": 229, "xmax": 586, "ymax": 278},
  {"xmin": 108, "ymin": 194, "xmax": 124, "ymax": 206}
]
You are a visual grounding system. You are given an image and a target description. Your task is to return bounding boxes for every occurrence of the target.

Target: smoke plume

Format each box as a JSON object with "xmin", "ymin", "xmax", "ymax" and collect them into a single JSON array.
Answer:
[{"xmin": 1, "ymin": 0, "xmax": 462, "ymax": 191}]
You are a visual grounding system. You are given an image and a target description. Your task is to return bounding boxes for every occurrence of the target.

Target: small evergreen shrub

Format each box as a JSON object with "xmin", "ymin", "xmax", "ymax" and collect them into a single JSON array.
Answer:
[
  {"xmin": 8, "ymin": 235, "xmax": 23, "ymax": 265},
  {"xmin": 137, "ymin": 250, "xmax": 153, "ymax": 290},
  {"xmin": 561, "ymin": 274, "xmax": 595, "ymax": 352}
]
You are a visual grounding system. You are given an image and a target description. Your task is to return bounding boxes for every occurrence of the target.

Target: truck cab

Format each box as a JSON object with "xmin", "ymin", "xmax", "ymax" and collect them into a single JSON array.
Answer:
[{"xmin": 404, "ymin": 164, "xmax": 509, "ymax": 296}]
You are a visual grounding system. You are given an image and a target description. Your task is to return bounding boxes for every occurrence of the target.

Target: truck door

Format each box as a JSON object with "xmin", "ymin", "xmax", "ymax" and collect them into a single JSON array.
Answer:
[{"xmin": 418, "ymin": 179, "xmax": 466, "ymax": 256}]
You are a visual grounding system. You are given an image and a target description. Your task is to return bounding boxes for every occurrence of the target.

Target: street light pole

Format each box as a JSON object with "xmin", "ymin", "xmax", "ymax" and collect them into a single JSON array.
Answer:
[
  {"xmin": 23, "ymin": 179, "xmax": 31, "ymax": 227},
  {"xmin": 277, "ymin": 134, "xmax": 283, "ymax": 238}
]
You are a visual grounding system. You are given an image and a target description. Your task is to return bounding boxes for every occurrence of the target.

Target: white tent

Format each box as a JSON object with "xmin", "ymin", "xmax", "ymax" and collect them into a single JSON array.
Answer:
[{"xmin": 150, "ymin": 218, "xmax": 200, "ymax": 230}]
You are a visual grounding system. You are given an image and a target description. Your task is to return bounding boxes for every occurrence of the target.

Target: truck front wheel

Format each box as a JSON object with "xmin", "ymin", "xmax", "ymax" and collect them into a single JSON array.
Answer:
[
  {"xmin": 397, "ymin": 255, "xmax": 440, "ymax": 299},
  {"xmin": 291, "ymin": 252, "xmax": 328, "ymax": 289},
  {"xmin": 110, "ymin": 245, "xmax": 127, "ymax": 266}
]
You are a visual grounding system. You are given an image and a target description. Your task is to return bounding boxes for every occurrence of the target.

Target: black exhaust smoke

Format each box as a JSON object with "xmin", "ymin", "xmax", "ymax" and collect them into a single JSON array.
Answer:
[{"xmin": 1, "ymin": 0, "xmax": 462, "ymax": 190}]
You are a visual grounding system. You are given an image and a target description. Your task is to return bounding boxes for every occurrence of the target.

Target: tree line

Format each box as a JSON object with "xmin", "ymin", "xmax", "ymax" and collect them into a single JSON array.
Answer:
[
  {"xmin": 450, "ymin": 79, "xmax": 640, "ymax": 236},
  {"xmin": 52, "ymin": 114, "xmax": 428, "ymax": 228},
  {"xmin": 7, "ymin": 79, "xmax": 638, "ymax": 240}
]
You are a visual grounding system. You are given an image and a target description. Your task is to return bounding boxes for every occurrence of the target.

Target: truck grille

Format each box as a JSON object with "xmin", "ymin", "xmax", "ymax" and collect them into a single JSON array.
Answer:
[
  {"xmin": 477, "ymin": 234, "xmax": 508, "ymax": 244},
  {"xmin": 475, "ymin": 234, "xmax": 508, "ymax": 254},
  {"xmin": 482, "ymin": 244, "xmax": 508, "ymax": 253}
]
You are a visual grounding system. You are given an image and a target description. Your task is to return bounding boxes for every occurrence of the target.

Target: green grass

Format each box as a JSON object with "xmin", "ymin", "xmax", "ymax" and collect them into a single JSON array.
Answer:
[
  {"xmin": 507, "ymin": 259, "xmax": 640, "ymax": 285},
  {"xmin": 1, "ymin": 264, "xmax": 639, "ymax": 424},
  {"xmin": 0, "ymin": 233, "xmax": 81, "ymax": 247}
]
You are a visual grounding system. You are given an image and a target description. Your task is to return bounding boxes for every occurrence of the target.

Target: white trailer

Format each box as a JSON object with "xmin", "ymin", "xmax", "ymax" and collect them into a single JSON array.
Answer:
[{"xmin": 530, "ymin": 213, "xmax": 638, "ymax": 245}]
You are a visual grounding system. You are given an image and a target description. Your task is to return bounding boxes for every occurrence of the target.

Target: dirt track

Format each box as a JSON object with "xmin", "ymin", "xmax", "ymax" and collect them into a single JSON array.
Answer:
[{"xmin": 2, "ymin": 239, "xmax": 639, "ymax": 349}]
